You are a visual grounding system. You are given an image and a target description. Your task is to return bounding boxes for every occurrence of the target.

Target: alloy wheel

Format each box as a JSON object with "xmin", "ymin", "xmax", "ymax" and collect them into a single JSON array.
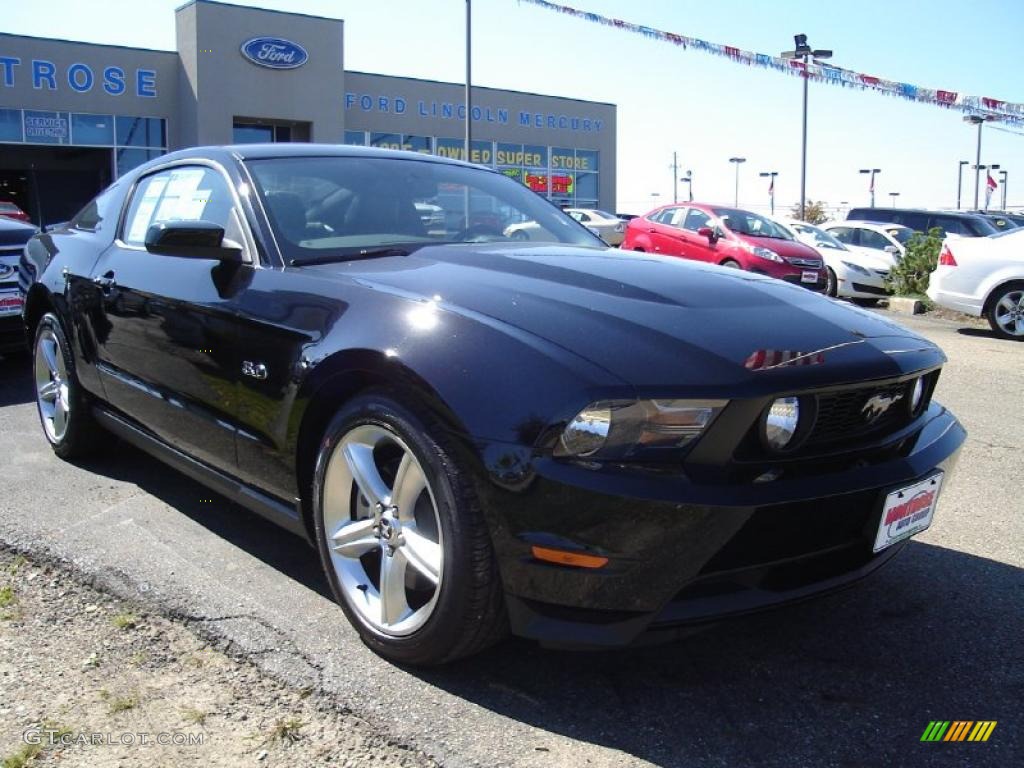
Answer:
[
  {"xmin": 322, "ymin": 425, "xmax": 443, "ymax": 636},
  {"xmin": 993, "ymin": 289, "xmax": 1024, "ymax": 337},
  {"xmin": 34, "ymin": 328, "xmax": 70, "ymax": 443}
]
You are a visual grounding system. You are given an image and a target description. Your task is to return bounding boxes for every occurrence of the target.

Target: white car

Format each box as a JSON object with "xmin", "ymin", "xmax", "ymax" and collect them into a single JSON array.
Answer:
[
  {"xmin": 927, "ymin": 229, "xmax": 1024, "ymax": 340},
  {"xmin": 564, "ymin": 208, "xmax": 625, "ymax": 246},
  {"xmin": 773, "ymin": 218, "xmax": 892, "ymax": 301},
  {"xmin": 820, "ymin": 221, "xmax": 914, "ymax": 267}
]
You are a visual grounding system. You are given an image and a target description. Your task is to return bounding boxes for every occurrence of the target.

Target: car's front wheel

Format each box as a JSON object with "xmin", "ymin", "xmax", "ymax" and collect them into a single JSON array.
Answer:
[
  {"xmin": 986, "ymin": 282, "xmax": 1024, "ymax": 340},
  {"xmin": 825, "ymin": 267, "xmax": 838, "ymax": 297},
  {"xmin": 313, "ymin": 392, "xmax": 507, "ymax": 665},
  {"xmin": 33, "ymin": 312, "xmax": 106, "ymax": 459}
]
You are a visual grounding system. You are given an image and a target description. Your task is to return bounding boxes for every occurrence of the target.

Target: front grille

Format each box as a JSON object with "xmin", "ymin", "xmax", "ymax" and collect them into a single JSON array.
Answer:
[
  {"xmin": 786, "ymin": 257, "xmax": 823, "ymax": 268},
  {"xmin": 806, "ymin": 380, "xmax": 914, "ymax": 448},
  {"xmin": 851, "ymin": 282, "xmax": 889, "ymax": 296},
  {"xmin": 696, "ymin": 488, "xmax": 880, "ymax": 575}
]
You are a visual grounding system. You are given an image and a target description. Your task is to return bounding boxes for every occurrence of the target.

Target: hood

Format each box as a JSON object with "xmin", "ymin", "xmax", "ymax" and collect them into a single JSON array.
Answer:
[
  {"xmin": 330, "ymin": 243, "xmax": 943, "ymax": 395},
  {"xmin": 740, "ymin": 235, "xmax": 822, "ymax": 260}
]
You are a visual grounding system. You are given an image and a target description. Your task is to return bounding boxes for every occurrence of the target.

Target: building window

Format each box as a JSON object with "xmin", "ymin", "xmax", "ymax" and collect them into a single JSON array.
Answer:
[
  {"xmin": 0, "ymin": 109, "xmax": 23, "ymax": 142},
  {"xmin": 233, "ymin": 124, "xmax": 273, "ymax": 144},
  {"xmin": 403, "ymin": 135, "xmax": 431, "ymax": 154},
  {"xmin": 71, "ymin": 113, "xmax": 114, "ymax": 146},
  {"xmin": 370, "ymin": 132, "xmax": 402, "ymax": 149},
  {"xmin": 343, "ymin": 130, "xmax": 366, "ymax": 146},
  {"xmin": 116, "ymin": 116, "xmax": 166, "ymax": 148},
  {"xmin": 115, "ymin": 148, "xmax": 163, "ymax": 177}
]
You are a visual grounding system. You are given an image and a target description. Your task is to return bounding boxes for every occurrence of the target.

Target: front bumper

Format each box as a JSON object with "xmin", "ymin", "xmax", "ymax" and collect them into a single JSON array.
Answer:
[
  {"xmin": 476, "ymin": 404, "xmax": 965, "ymax": 648},
  {"xmin": 0, "ymin": 311, "xmax": 27, "ymax": 353}
]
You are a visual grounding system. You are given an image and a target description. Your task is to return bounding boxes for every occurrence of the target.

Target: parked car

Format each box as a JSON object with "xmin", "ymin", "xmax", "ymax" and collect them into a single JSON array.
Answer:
[
  {"xmin": 615, "ymin": 212, "xmax": 639, "ymax": 221},
  {"xmin": 0, "ymin": 216, "xmax": 37, "ymax": 355},
  {"xmin": 927, "ymin": 228, "xmax": 1024, "ymax": 340},
  {"xmin": 0, "ymin": 201, "xmax": 30, "ymax": 223},
  {"xmin": 772, "ymin": 218, "xmax": 891, "ymax": 301},
  {"xmin": 846, "ymin": 207, "xmax": 997, "ymax": 238},
  {"xmin": 21, "ymin": 144, "xmax": 965, "ymax": 665},
  {"xmin": 564, "ymin": 208, "xmax": 626, "ymax": 246},
  {"xmin": 822, "ymin": 221, "xmax": 913, "ymax": 264},
  {"xmin": 974, "ymin": 212, "xmax": 1019, "ymax": 231},
  {"xmin": 623, "ymin": 203, "xmax": 826, "ymax": 291}
]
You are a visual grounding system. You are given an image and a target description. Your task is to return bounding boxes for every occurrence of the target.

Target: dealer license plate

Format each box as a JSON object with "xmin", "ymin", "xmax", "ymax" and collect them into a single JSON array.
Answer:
[
  {"xmin": 801, "ymin": 270, "xmax": 818, "ymax": 284},
  {"xmin": 873, "ymin": 472, "xmax": 944, "ymax": 553},
  {"xmin": 0, "ymin": 293, "xmax": 23, "ymax": 316}
]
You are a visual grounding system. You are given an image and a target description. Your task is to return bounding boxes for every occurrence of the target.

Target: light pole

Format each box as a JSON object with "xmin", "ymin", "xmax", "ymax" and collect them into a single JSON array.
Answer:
[
  {"xmin": 964, "ymin": 114, "xmax": 995, "ymax": 210},
  {"xmin": 465, "ymin": 0, "xmax": 472, "ymax": 157},
  {"xmin": 759, "ymin": 171, "xmax": 778, "ymax": 214},
  {"xmin": 680, "ymin": 170, "xmax": 693, "ymax": 201},
  {"xmin": 782, "ymin": 34, "xmax": 832, "ymax": 220},
  {"xmin": 671, "ymin": 152, "xmax": 683, "ymax": 203},
  {"xmin": 729, "ymin": 157, "xmax": 746, "ymax": 207},
  {"xmin": 956, "ymin": 160, "xmax": 969, "ymax": 210},
  {"xmin": 889, "ymin": 191, "xmax": 900, "ymax": 208},
  {"xmin": 1000, "ymin": 170, "xmax": 1008, "ymax": 210},
  {"xmin": 859, "ymin": 168, "xmax": 881, "ymax": 208}
]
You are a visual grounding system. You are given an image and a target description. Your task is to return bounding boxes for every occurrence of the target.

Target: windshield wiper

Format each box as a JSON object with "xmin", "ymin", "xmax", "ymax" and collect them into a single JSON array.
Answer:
[{"xmin": 289, "ymin": 246, "xmax": 413, "ymax": 267}]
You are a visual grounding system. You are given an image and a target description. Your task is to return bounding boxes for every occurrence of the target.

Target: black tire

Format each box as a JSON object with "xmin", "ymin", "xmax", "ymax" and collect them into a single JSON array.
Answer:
[
  {"xmin": 825, "ymin": 267, "xmax": 838, "ymax": 297},
  {"xmin": 312, "ymin": 391, "xmax": 508, "ymax": 665},
  {"xmin": 851, "ymin": 297, "xmax": 880, "ymax": 307},
  {"xmin": 32, "ymin": 312, "xmax": 107, "ymax": 459},
  {"xmin": 721, "ymin": 259, "xmax": 742, "ymax": 269},
  {"xmin": 985, "ymin": 282, "xmax": 1024, "ymax": 341},
  {"xmin": 510, "ymin": 229, "xmax": 529, "ymax": 241}
]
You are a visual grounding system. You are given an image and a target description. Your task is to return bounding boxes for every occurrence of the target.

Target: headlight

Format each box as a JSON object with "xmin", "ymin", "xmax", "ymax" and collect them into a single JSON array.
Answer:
[
  {"xmin": 556, "ymin": 399, "xmax": 727, "ymax": 458},
  {"xmin": 840, "ymin": 260, "xmax": 871, "ymax": 276},
  {"xmin": 558, "ymin": 404, "xmax": 612, "ymax": 457},
  {"xmin": 742, "ymin": 243, "xmax": 783, "ymax": 262},
  {"xmin": 909, "ymin": 377, "xmax": 925, "ymax": 415},
  {"xmin": 763, "ymin": 397, "xmax": 801, "ymax": 451}
]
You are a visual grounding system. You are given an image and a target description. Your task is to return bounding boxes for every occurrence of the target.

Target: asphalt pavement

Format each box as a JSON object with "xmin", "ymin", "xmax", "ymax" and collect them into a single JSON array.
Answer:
[{"xmin": 0, "ymin": 308, "xmax": 1021, "ymax": 768}]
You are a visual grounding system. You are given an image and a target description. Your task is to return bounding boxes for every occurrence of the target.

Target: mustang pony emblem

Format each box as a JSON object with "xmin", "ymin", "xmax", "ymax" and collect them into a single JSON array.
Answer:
[{"xmin": 862, "ymin": 392, "xmax": 904, "ymax": 422}]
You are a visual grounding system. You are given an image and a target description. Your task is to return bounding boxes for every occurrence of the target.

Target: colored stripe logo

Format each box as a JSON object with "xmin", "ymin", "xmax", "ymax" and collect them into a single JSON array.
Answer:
[{"xmin": 921, "ymin": 721, "xmax": 997, "ymax": 742}]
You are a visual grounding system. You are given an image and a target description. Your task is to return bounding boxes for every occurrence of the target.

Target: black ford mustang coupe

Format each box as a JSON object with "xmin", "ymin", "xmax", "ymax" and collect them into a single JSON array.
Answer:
[{"xmin": 20, "ymin": 145, "xmax": 965, "ymax": 665}]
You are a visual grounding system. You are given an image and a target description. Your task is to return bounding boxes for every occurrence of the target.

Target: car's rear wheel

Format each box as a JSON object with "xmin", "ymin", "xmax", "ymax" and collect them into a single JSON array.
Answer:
[
  {"xmin": 33, "ymin": 312, "xmax": 106, "ymax": 459},
  {"xmin": 721, "ymin": 259, "xmax": 742, "ymax": 269},
  {"xmin": 986, "ymin": 282, "xmax": 1024, "ymax": 340},
  {"xmin": 510, "ymin": 229, "xmax": 529, "ymax": 241},
  {"xmin": 313, "ymin": 392, "xmax": 507, "ymax": 665},
  {"xmin": 825, "ymin": 267, "xmax": 838, "ymax": 297}
]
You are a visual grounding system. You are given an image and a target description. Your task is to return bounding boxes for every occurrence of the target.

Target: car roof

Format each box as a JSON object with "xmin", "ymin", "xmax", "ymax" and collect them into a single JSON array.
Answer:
[
  {"xmin": 150, "ymin": 142, "xmax": 488, "ymax": 170},
  {"xmin": 835, "ymin": 220, "xmax": 911, "ymax": 231},
  {"xmin": 0, "ymin": 215, "xmax": 36, "ymax": 234}
]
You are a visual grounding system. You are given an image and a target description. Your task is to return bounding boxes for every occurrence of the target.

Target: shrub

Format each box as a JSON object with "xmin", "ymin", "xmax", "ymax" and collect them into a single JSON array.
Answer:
[{"xmin": 886, "ymin": 227, "xmax": 943, "ymax": 296}]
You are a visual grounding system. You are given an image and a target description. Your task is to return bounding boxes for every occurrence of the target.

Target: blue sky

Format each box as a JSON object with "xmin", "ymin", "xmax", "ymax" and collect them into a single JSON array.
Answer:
[{"xmin": 5, "ymin": 0, "xmax": 1023, "ymax": 215}]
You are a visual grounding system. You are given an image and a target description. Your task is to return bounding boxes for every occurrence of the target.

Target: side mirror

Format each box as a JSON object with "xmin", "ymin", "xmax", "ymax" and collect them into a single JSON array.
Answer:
[
  {"xmin": 884, "ymin": 245, "xmax": 899, "ymax": 254},
  {"xmin": 697, "ymin": 226, "xmax": 714, "ymax": 239},
  {"xmin": 145, "ymin": 220, "xmax": 243, "ymax": 261}
]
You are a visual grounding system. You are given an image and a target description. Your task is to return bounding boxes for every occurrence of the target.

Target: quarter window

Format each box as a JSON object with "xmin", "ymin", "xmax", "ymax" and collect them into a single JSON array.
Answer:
[
  {"xmin": 828, "ymin": 227, "xmax": 854, "ymax": 244},
  {"xmin": 122, "ymin": 165, "xmax": 243, "ymax": 248}
]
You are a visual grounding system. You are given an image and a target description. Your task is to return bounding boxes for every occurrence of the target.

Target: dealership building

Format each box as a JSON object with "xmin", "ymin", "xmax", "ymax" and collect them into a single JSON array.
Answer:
[{"xmin": 0, "ymin": 0, "xmax": 616, "ymax": 225}]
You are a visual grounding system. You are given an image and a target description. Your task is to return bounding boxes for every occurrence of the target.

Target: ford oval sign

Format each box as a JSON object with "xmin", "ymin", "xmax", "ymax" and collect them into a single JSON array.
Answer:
[{"xmin": 240, "ymin": 37, "xmax": 308, "ymax": 70}]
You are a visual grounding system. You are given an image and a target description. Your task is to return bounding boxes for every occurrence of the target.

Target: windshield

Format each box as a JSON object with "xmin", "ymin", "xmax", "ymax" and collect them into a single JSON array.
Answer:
[
  {"xmin": 712, "ymin": 208, "xmax": 793, "ymax": 240},
  {"xmin": 885, "ymin": 227, "xmax": 914, "ymax": 245},
  {"xmin": 245, "ymin": 155, "xmax": 603, "ymax": 261},
  {"xmin": 793, "ymin": 222, "xmax": 846, "ymax": 250}
]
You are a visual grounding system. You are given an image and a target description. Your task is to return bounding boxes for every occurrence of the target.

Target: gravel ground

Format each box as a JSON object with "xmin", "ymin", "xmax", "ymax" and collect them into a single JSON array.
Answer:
[{"xmin": 0, "ymin": 550, "xmax": 436, "ymax": 768}]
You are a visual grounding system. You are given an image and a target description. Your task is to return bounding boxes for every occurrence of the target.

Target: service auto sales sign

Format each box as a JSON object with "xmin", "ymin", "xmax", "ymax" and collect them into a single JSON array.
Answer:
[{"xmin": 240, "ymin": 37, "xmax": 309, "ymax": 70}]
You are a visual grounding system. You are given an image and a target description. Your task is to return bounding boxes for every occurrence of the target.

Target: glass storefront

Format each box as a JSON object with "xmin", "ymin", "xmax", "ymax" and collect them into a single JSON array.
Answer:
[
  {"xmin": 0, "ymin": 108, "xmax": 168, "ymax": 177},
  {"xmin": 343, "ymin": 131, "xmax": 600, "ymax": 208}
]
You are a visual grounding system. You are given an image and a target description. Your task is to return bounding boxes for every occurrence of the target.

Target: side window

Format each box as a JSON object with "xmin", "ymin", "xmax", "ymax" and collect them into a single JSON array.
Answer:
[
  {"xmin": 574, "ymin": 212, "xmax": 591, "ymax": 222},
  {"xmin": 895, "ymin": 212, "xmax": 928, "ymax": 232},
  {"xmin": 123, "ymin": 166, "xmax": 242, "ymax": 248},
  {"xmin": 858, "ymin": 229, "xmax": 891, "ymax": 250},
  {"xmin": 829, "ymin": 227, "xmax": 854, "ymax": 244},
  {"xmin": 928, "ymin": 216, "xmax": 964, "ymax": 236},
  {"xmin": 652, "ymin": 207, "xmax": 678, "ymax": 224},
  {"xmin": 683, "ymin": 208, "xmax": 711, "ymax": 232}
]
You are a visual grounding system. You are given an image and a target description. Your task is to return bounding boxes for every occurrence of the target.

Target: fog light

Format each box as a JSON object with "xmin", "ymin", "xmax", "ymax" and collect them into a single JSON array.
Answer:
[
  {"xmin": 559, "ymin": 404, "xmax": 612, "ymax": 457},
  {"xmin": 764, "ymin": 397, "xmax": 800, "ymax": 451}
]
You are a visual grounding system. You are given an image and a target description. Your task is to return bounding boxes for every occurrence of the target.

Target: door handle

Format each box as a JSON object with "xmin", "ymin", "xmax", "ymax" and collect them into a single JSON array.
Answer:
[
  {"xmin": 93, "ymin": 271, "xmax": 117, "ymax": 293},
  {"xmin": 647, "ymin": 228, "xmax": 656, "ymax": 233}
]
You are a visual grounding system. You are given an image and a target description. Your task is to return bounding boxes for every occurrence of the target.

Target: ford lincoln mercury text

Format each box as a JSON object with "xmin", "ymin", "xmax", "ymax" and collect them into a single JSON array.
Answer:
[{"xmin": 19, "ymin": 145, "xmax": 965, "ymax": 665}]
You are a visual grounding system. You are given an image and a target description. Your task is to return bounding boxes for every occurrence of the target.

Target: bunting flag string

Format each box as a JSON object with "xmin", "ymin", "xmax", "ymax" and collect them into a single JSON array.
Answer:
[{"xmin": 518, "ymin": 0, "xmax": 1024, "ymax": 128}]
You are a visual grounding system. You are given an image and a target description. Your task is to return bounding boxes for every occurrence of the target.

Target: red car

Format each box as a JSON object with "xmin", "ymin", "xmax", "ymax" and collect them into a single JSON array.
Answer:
[
  {"xmin": 0, "ymin": 201, "xmax": 30, "ymax": 223},
  {"xmin": 623, "ymin": 203, "xmax": 826, "ymax": 290}
]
